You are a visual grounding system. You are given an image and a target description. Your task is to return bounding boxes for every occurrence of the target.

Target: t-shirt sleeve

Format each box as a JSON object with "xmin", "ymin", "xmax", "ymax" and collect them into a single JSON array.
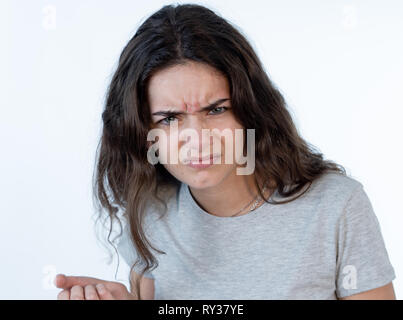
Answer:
[
  {"xmin": 116, "ymin": 222, "xmax": 155, "ymax": 279},
  {"xmin": 335, "ymin": 183, "xmax": 396, "ymax": 298}
]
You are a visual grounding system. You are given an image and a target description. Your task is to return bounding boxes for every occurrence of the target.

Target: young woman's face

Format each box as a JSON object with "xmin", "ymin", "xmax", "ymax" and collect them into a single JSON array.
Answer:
[{"xmin": 147, "ymin": 61, "xmax": 245, "ymax": 189}]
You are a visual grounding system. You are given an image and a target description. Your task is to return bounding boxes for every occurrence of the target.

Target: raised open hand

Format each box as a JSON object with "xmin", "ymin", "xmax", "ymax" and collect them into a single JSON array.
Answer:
[{"xmin": 54, "ymin": 273, "xmax": 136, "ymax": 300}]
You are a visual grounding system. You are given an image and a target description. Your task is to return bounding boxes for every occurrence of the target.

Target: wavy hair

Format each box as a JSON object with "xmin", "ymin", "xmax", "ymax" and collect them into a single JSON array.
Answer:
[{"xmin": 92, "ymin": 3, "xmax": 346, "ymax": 299}]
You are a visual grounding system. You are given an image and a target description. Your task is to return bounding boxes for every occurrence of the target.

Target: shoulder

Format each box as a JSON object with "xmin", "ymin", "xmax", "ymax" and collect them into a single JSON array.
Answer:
[
  {"xmin": 307, "ymin": 171, "xmax": 364, "ymax": 204},
  {"xmin": 288, "ymin": 171, "xmax": 367, "ymax": 222}
]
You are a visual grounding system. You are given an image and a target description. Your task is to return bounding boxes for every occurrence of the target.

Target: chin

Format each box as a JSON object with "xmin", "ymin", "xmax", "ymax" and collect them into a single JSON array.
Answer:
[
  {"xmin": 167, "ymin": 164, "xmax": 230, "ymax": 190},
  {"xmin": 187, "ymin": 177, "xmax": 219, "ymax": 190}
]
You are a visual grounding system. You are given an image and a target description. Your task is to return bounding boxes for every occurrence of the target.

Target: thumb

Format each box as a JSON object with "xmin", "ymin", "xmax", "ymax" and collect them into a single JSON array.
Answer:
[{"xmin": 54, "ymin": 274, "xmax": 107, "ymax": 289}]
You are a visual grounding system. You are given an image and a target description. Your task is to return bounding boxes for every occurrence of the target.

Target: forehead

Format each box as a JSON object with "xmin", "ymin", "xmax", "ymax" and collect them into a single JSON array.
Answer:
[{"xmin": 147, "ymin": 62, "xmax": 230, "ymax": 112}]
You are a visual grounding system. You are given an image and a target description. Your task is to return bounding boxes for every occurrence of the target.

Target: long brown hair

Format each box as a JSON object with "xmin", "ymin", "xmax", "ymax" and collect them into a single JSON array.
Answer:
[{"xmin": 92, "ymin": 3, "xmax": 346, "ymax": 299}]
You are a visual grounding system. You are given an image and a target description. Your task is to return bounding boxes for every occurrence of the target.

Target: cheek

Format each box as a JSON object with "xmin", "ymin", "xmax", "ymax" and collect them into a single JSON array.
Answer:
[
  {"xmin": 211, "ymin": 122, "xmax": 245, "ymax": 158},
  {"xmin": 156, "ymin": 133, "xmax": 188, "ymax": 165},
  {"xmin": 211, "ymin": 116, "xmax": 244, "ymax": 142}
]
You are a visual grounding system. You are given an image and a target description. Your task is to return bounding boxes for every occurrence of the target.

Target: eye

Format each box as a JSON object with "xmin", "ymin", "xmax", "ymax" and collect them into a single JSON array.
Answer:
[
  {"xmin": 208, "ymin": 106, "xmax": 228, "ymax": 115},
  {"xmin": 158, "ymin": 115, "xmax": 178, "ymax": 125}
]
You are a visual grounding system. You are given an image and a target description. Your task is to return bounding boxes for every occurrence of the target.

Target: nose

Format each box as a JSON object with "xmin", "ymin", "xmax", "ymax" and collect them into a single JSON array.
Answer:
[{"xmin": 179, "ymin": 116, "xmax": 213, "ymax": 156}]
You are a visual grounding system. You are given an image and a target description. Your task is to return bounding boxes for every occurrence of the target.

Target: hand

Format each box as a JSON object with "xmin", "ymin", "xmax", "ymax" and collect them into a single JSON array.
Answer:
[{"xmin": 54, "ymin": 273, "xmax": 137, "ymax": 300}]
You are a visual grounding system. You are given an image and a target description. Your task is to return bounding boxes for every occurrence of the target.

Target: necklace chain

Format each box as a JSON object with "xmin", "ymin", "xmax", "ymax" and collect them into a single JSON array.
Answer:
[{"xmin": 230, "ymin": 185, "xmax": 268, "ymax": 217}]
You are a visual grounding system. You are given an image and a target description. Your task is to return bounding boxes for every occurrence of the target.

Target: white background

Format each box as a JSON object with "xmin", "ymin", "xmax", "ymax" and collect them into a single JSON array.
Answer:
[{"xmin": 1, "ymin": 0, "xmax": 402, "ymax": 299}]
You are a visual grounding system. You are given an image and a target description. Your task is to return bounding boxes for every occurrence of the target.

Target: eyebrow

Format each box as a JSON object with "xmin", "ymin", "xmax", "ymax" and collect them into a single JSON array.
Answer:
[{"xmin": 151, "ymin": 98, "xmax": 230, "ymax": 117}]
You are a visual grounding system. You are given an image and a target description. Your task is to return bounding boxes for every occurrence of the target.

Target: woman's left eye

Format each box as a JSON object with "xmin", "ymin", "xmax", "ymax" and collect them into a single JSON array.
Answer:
[{"xmin": 208, "ymin": 106, "xmax": 228, "ymax": 115}]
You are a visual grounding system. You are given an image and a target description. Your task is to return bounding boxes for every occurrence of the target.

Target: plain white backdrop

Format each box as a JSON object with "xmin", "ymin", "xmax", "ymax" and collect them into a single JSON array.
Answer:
[{"xmin": 1, "ymin": 0, "xmax": 402, "ymax": 299}]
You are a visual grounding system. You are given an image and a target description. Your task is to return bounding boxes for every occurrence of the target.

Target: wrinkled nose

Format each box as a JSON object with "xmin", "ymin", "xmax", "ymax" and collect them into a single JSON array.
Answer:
[{"xmin": 179, "ymin": 117, "xmax": 214, "ymax": 158}]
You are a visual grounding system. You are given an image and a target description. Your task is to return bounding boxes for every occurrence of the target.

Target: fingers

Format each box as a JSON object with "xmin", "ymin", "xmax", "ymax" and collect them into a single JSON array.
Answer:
[
  {"xmin": 54, "ymin": 274, "xmax": 65, "ymax": 288},
  {"xmin": 96, "ymin": 284, "xmax": 115, "ymax": 300},
  {"xmin": 70, "ymin": 285, "xmax": 85, "ymax": 300},
  {"xmin": 57, "ymin": 289, "xmax": 70, "ymax": 300},
  {"xmin": 54, "ymin": 274, "xmax": 119, "ymax": 300},
  {"xmin": 84, "ymin": 285, "xmax": 100, "ymax": 300},
  {"xmin": 57, "ymin": 285, "xmax": 114, "ymax": 300},
  {"xmin": 54, "ymin": 273, "xmax": 106, "ymax": 290}
]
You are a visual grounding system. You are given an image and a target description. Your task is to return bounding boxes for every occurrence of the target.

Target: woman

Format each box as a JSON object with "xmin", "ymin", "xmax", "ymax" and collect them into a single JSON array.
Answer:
[{"xmin": 55, "ymin": 3, "xmax": 396, "ymax": 300}]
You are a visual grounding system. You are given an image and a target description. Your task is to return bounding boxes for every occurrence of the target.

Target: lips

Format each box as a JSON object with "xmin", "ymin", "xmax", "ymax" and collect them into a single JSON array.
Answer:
[
  {"xmin": 187, "ymin": 154, "xmax": 220, "ymax": 164},
  {"xmin": 184, "ymin": 154, "xmax": 221, "ymax": 168}
]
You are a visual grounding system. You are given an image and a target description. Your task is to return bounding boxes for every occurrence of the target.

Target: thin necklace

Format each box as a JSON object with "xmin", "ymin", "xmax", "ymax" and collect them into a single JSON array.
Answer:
[{"xmin": 230, "ymin": 185, "xmax": 267, "ymax": 217}]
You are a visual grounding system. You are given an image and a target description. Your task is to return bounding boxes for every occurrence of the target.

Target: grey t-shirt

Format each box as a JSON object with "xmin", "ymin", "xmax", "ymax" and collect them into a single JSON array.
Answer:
[{"xmin": 116, "ymin": 172, "xmax": 396, "ymax": 299}]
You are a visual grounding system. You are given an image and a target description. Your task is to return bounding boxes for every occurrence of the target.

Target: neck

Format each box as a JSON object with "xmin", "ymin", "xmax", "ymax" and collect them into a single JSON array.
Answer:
[{"xmin": 188, "ymin": 172, "xmax": 271, "ymax": 217}]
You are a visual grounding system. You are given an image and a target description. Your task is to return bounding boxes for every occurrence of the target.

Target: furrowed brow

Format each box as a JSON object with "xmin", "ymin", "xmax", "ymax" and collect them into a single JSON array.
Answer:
[{"xmin": 151, "ymin": 98, "xmax": 230, "ymax": 117}]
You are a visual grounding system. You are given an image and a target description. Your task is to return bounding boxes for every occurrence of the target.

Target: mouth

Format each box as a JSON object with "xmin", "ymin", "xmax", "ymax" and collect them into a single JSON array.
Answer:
[{"xmin": 185, "ymin": 154, "xmax": 221, "ymax": 168}]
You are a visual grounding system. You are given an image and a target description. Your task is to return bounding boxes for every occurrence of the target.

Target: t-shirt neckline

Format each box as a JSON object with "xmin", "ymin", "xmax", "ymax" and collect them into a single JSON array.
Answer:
[{"xmin": 181, "ymin": 181, "xmax": 278, "ymax": 223}]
